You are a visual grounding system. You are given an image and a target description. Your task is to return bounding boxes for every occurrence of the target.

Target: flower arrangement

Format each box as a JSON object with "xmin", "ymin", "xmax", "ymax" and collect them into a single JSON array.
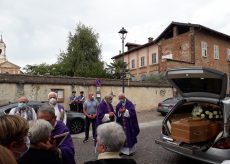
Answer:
[{"xmin": 192, "ymin": 104, "xmax": 222, "ymax": 120}]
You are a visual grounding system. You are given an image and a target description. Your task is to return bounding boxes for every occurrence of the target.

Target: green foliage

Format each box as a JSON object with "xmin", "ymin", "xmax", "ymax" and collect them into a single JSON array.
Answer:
[
  {"xmin": 23, "ymin": 63, "xmax": 50, "ymax": 75},
  {"xmin": 58, "ymin": 23, "xmax": 107, "ymax": 77},
  {"xmin": 106, "ymin": 60, "xmax": 129, "ymax": 79},
  {"xmin": 22, "ymin": 63, "xmax": 66, "ymax": 76},
  {"xmin": 145, "ymin": 72, "xmax": 166, "ymax": 81},
  {"xmin": 23, "ymin": 23, "xmax": 110, "ymax": 78}
]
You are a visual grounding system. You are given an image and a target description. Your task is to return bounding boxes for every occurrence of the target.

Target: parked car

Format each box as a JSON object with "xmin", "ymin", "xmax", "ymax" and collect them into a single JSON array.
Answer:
[
  {"xmin": 157, "ymin": 97, "xmax": 181, "ymax": 116},
  {"xmin": 0, "ymin": 101, "xmax": 85, "ymax": 134},
  {"xmin": 66, "ymin": 111, "xmax": 85, "ymax": 134},
  {"xmin": 155, "ymin": 67, "xmax": 230, "ymax": 164},
  {"xmin": 0, "ymin": 101, "xmax": 46, "ymax": 115}
]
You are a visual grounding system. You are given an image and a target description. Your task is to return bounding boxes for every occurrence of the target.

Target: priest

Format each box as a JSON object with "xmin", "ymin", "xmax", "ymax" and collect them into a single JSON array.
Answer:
[
  {"xmin": 115, "ymin": 92, "xmax": 140, "ymax": 156},
  {"xmin": 96, "ymin": 94, "xmax": 115, "ymax": 126}
]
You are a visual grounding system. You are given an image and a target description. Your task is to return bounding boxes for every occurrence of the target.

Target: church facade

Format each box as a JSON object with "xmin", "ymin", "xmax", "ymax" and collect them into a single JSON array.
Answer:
[{"xmin": 0, "ymin": 36, "xmax": 21, "ymax": 74}]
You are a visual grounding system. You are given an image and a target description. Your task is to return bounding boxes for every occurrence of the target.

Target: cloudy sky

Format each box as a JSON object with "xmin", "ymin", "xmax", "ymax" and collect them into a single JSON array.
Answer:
[{"xmin": 0, "ymin": 0, "xmax": 230, "ymax": 68}]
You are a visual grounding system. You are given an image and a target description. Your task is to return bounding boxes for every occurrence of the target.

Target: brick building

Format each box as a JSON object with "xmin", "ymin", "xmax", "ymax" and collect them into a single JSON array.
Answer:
[
  {"xmin": 0, "ymin": 35, "xmax": 21, "ymax": 74},
  {"xmin": 112, "ymin": 22, "xmax": 230, "ymax": 81}
]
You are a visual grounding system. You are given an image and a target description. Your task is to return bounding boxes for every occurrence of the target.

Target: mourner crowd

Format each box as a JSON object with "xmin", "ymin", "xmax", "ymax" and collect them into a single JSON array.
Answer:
[{"xmin": 0, "ymin": 91, "xmax": 140, "ymax": 164}]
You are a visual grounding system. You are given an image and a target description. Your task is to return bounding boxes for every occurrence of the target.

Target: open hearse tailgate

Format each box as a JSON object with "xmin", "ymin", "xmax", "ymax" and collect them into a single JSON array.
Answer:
[{"xmin": 166, "ymin": 67, "xmax": 227, "ymax": 99}]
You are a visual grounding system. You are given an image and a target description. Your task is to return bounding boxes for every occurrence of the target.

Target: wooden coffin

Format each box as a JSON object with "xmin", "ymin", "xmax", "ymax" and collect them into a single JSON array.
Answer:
[
  {"xmin": 171, "ymin": 117, "xmax": 217, "ymax": 143},
  {"xmin": 208, "ymin": 121, "xmax": 222, "ymax": 139}
]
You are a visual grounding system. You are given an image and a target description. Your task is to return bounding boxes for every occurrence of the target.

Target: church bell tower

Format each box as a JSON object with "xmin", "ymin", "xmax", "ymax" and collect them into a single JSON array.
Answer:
[{"xmin": 0, "ymin": 35, "xmax": 6, "ymax": 63}]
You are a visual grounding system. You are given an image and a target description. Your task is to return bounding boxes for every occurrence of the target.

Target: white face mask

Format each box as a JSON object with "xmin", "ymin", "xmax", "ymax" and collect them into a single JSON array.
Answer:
[{"xmin": 49, "ymin": 98, "xmax": 57, "ymax": 105}]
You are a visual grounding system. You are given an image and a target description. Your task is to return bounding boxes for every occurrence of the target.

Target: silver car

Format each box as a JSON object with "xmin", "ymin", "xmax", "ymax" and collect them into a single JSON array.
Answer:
[
  {"xmin": 155, "ymin": 67, "xmax": 230, "ymax": 164},
  {"xmin": 0, "ymin": 101, "xmax": 85, "ymax": 134},
  {"xmin": 157, "ymin": 97, "xmax": 181, "ymax": 116}
]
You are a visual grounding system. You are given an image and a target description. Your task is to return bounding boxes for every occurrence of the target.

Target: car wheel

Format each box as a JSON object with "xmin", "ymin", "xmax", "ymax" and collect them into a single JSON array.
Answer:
[
  {"xmin": 69, "ymin": 119, "xmax": 84, "ymax": 134},
  {"xmin": 161, "ymin": 112, "xmax": 166, "ymax": 116}
]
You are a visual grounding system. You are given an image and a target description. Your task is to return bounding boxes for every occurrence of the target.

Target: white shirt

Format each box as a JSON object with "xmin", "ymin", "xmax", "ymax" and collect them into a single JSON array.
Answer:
[
  {"xmin": 53, "ymin": 103, "xmax": 67, "ymax": 125},
  {"xmin": 9, "ymin": 107, "xmax": 37, "ymax": 121}
]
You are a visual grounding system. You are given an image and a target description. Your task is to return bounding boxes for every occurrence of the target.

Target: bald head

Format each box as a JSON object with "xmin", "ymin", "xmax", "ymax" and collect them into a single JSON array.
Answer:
[
  {"xmin": 118, "ymin": 92, "xmax": 125, "ymax": 99},
  {"xmin": 88, "ymin": 92, "xmax": 94, "ymax": 100},
  {"xmin": 17, "ymin": 96, "xmax": 29, "ymax": 103},
  {"xmin": 104, "ymin": 94, "xmax": 113, "ymax": 104}
]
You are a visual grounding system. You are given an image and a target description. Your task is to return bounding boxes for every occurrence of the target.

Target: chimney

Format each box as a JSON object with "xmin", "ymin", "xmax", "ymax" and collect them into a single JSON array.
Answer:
[
  {"xmin": 173, "ymin": 26, "xmax": 178, "ymax": 37},
  {"xmin": 148, "ymin": 37, "xmax": 153, "ymax": 42}
]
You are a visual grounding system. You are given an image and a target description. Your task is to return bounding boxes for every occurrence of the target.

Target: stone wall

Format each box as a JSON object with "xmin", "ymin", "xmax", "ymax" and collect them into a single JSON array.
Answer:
[{"xmin": 0, "ymin": 73, "xmax": 173, "ymax": 111}]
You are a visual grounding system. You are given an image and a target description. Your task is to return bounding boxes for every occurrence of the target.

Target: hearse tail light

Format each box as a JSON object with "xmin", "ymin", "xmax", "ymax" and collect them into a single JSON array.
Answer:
[{"xmin": 213, "ymin": 137, "xmax": 230, "ymax": 149}]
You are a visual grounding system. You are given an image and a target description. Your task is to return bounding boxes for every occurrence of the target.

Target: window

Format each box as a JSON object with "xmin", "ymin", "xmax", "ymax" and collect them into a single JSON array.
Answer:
[
  {"xmin": 152, "ymin": 53, "xmax": 157, "ymax": 64},
  {"xmin": 201, "ymin": 41, "xmax": 207, "ymax": 57},
  {"xmin": 227, "ymin": 49, "xmax": 230, "ymax": 61},
  {"xmin": 131, "ymin": 59, "xmax": 135, "ymax": 68},
  {"xmin": 214, "ymin": 45, "xmax": 219, "ymax": 59},
  {"xmin": 141, "ymin": 56, "xmax": 145, "ymax": 67}
]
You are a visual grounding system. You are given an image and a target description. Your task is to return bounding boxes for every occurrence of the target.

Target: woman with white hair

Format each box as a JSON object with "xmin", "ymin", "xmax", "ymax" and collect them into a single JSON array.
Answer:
[
  {"xmin": 18, "ymin": 119, "xmax": 62, "ymax": 164},
  {"xmin": 84, "ymin": 122, "xmax": 137, "ymax": 164}
]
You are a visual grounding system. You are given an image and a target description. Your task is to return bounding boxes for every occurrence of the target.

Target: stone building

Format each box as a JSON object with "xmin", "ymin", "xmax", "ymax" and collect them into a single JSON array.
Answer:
[
  {"xmin": 112, "ymin": 22, "xmax": 230, "ymax": 81},
  {"xmin": 0, "ymin": 36, "xmax": 21, "ymax": 74}
]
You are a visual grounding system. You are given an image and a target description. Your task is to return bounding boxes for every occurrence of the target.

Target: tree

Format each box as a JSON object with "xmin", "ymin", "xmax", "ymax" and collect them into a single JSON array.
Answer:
[
  {"xmin": 23, "ymin": 23, "xmax": 110, "ymax": 78},
  {"xmin": 23, "ymin": 63, "xmax": 66, "ymax": 76},
  {"xmin": 58, "ymin": 23, "xmax": 107, "ymax": 77},
  {"xmin": 23, "ymin": 63, "xmax": 50, "ymax": 75},
  {"xmin": 106, "ymin": 60, "xmax": 129, "ymax": 79}
]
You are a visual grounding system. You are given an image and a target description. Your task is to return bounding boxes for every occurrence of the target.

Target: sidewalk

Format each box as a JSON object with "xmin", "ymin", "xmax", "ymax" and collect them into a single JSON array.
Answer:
[{"xmin": 136, "ymin": 108, "xmax": 162, "ymax": 123}]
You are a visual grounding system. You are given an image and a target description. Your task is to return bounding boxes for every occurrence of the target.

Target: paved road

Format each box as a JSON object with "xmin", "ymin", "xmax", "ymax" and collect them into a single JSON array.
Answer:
[{"xmin": 72, "ymin": 119, "xmax": 207, "ymax": 164}]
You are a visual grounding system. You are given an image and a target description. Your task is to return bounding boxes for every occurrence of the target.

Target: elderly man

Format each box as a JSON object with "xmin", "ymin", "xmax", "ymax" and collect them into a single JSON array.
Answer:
[
  {"xmin": 84, "ymin": 122, "xmax": 137, "ymax": 164},
  {"xmin": 115, "ymin": 93, "xmax": 140, "ymax": 156},
  {"xmin": 18, "ymin": 119, "xmax": 62, "ymax": 164},
  {"xmin": 48, "ymin": 91, "xmax": 67, "ymax": 124},
  {"xmin": 9, "ymin": 96, "xmax": 37, "ymax": 121},
  {"xmin": 37, "ymin": 105, "xmax": 75, "ymax": 164},
  {"xmin": 96, "ymin": 94, "xmax": 115, "ymax": 126}
]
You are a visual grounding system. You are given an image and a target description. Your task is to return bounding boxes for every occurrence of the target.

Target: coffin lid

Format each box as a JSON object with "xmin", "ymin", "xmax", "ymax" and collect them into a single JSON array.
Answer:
[{"xmin": 166, "ymin": 67, "xmax": 227, "ymax": 99}]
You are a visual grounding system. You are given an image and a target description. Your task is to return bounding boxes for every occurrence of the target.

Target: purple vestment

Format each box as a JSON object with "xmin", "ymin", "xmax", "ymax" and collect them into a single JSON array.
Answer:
[
  {"xmin": 96, "ymin": 99, "xmax": 115, "ymax": 127},
  {"xmin": 52, "ymin": 121, "xmax": 75, "ymax": 164},
  {"xmin": 116, "ymin": 99, "xmax": 140, "ymax": 148}
]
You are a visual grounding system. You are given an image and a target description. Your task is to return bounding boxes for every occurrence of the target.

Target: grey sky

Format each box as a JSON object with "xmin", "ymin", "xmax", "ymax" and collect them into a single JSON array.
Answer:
[{"xmin": 0, "ymin": 0, "xmax": 230, "ymax": 68}]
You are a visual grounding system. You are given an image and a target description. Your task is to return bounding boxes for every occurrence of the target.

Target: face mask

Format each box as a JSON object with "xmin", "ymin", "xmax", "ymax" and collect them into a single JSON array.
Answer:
[
  {"xmin": 49, "ymin": 98, "xmax": 57, "ymax": 105},
  {"xmin": 108, "ymin": 100, "xmax": 113, "ymax": 104},
  {"xmin": 120, "ymin": 99, "xmax": 125, "ymax": 103},
  {"xmin": 14, "ymin": 136, "xmax": 30, "ymax": 158},
  {"xmin": 18, "ymin": 103, "xmax": 27, "ymax": 109}
]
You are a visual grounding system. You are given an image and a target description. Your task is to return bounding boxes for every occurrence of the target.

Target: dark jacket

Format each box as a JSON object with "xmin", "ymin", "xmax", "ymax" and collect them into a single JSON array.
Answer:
[
  {"xmin": 84, "ymin": 158, "xmax": 137, "ymax": 164},
  {"xmin": 18, "ymin": 148, "xmax": 62, "ymax": 164}
]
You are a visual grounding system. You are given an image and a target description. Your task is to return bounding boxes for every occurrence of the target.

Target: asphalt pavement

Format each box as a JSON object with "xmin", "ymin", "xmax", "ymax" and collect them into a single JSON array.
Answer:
[{"xmin": 72, "ymin": 109, "xmax": 164, "ymax": 164}]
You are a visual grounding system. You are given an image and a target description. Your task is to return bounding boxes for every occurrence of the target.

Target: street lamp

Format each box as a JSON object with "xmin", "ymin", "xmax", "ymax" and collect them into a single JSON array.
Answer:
[{"xmin": 118, "ymin": 27, "xmax": 128, "ymax": 93}]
